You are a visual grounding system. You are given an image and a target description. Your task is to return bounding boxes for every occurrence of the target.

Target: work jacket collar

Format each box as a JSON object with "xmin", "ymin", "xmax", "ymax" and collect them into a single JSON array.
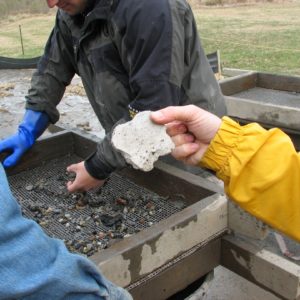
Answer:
[
  {"xmin": 79, "ymin": 0, "xmax": 114, "ymax": 39},
  {"xmin": 61, "ymin": 0, "xmax": 114, "ymax": 29},
  {"xmin": 84, "ymin": 0, "xmax": 113, "ymax": 22}
]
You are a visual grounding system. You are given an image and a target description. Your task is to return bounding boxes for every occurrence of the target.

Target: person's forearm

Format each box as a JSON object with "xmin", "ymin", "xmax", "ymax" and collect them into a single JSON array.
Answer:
[
  {"xmin": 201, "ymin": 117, "xmax": 300, "ymax": 242},
  {"xmin": 26, "ymin": 71, "xmax": 66, "ymax": 124},
  {"xmin": 26, "ymin": 10, "xmax": 76, "ymax": 124}
]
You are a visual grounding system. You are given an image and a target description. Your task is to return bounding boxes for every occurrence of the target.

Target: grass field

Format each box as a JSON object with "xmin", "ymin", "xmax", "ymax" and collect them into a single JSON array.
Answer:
[
  {"xmin": 0, "ymin": 0, "xmax": 49, "ymax": 18},
  {"xmin": 0, "ymin": 2, "xmax": 300, "ymax": 75},
  {"xmin": 0, "ymin": 13, "xmax": 55, "ymax": 58},
  {"xmin": 195, "ymin": 2, "xmax": 300, "ymax": 75}
]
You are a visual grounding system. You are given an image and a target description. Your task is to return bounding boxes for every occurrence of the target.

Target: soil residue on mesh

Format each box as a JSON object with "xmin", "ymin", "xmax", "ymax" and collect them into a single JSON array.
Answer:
[{"xmin": 9, "ymin": 155, "xmax": 186, "ymax": 257}]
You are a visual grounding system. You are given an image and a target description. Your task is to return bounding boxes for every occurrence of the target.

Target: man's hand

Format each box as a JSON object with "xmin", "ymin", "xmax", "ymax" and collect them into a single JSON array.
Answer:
[
  {"xmin": 0, "ymin": 110, "xmax": 49, "ymax": 168},
  {"xmin": 151, "ymin": 105, "xmax": 222, "ymax": 166},
  {"xmin": 66, "ymin": 161, "xmax": 105, "ymax": 193},
  {"xmin": 0, "ymin": 133, "xmax": 32, "ymax": 168}
]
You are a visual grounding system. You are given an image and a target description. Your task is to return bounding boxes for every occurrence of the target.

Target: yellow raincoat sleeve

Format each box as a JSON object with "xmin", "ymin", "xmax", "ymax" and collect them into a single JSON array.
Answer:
[{"xmin": 200, "ymin": 117, "xmax": 300, "ymax": 242}]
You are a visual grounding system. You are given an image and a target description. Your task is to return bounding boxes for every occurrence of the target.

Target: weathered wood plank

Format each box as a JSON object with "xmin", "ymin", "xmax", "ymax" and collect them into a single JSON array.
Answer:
[
  {"xmin": 222, "ymin": 235, "xmax": 300, "ymax": 300},
  {"xmin": 220, "ymin": 72, "xmax": 257, "ymax": 96},
  {"xmin": 92, "ymin": 194, "xmax": 228, "ymax": 287},
  {"xmin": 258, "ymin": 73, "xmax": 300, "ymax": 92},
  {"xmin": 225, "ymin": 95, "xmax": 300, "ymax": 131},
  {"xmin": 129, "ymin": 240, "xmax": 220, "ymax": 300}
]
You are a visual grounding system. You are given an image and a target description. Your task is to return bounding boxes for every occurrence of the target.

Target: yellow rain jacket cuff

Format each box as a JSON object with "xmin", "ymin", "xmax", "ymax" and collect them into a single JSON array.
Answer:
[
  {"xmin": 200, "ymin": 116, "xmax": 242, "ymax": 184},
  {"xmin": 200, "ymin": 117, "xmax": 300, "ymax": 242}
]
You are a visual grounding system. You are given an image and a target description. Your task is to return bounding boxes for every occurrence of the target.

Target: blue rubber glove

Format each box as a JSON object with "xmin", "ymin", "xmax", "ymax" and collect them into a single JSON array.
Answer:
[{"xmin": 0, "ymin": 109, "xmax": 49, "ymax": 167}]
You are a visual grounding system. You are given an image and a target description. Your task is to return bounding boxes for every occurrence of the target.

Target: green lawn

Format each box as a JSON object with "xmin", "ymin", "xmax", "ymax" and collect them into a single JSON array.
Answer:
[
  {"xmin": 0, "ymin": 14, "xmax": 55, "ymax": 58},
  {"xmin": 0, "ymin": 3, "xmax": 300, "ymax": 75},
  {"xmin": 195, "ymin": 3, "xmax": 300, "ymax": 75}
]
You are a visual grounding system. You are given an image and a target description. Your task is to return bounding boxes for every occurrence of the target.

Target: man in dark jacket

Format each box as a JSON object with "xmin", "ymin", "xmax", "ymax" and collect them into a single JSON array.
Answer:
[{"xmin": 0, "ymin": 0, "xmax": 226, "ymax": 192}]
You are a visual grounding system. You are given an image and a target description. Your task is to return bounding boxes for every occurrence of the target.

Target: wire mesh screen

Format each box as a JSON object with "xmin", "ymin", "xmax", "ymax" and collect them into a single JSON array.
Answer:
[{"xmin": 8, "ymin": 154, "xmax": 186, "ymax": 257}]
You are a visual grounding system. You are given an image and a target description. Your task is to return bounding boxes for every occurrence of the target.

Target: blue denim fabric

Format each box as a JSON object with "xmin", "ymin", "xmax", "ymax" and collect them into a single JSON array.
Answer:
[{"xmin": 0, "ymin": 164, "xmax": 132, "ymax": 300}]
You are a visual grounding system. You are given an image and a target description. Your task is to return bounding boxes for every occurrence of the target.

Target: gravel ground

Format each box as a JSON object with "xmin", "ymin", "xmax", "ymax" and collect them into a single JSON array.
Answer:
[
  {"xmin": 0, "ymin": 69, "xmax": 284, "ymax": 299},
  {"xmin": 0, "ymin": 69, "xmax": 104, "ymax": 140}
]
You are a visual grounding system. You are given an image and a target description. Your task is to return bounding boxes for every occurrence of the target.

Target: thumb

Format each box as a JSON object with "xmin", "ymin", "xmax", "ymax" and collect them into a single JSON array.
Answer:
[
  {"xmin": 67, "ymin": 180, "xmax": 77, "ymax": 193},
  {"xmin": 151, "ymin": 105, "xmax": 200, "ymax": 125},
  {"xmin": 3, "ymin": 148, "xmax": 24, "ymax": 168},
  {"xmin": 67, "ymin": 164, "xmax": 77, "ymax": 173},
  {"xmin": 0, "ymin": 136, "xmax": 14, "ymax": 153}
]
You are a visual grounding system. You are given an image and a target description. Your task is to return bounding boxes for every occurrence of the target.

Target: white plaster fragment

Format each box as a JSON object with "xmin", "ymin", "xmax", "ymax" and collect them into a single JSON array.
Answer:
[{"xmin": 112, "ymin": 111, "xmax": 175, "ymax": 171}]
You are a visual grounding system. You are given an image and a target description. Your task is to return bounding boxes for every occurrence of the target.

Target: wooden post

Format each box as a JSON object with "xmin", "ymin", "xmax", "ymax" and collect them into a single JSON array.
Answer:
[{"xmin": 19, "ymin": 25, "xmax": 24, "ymax": 56}]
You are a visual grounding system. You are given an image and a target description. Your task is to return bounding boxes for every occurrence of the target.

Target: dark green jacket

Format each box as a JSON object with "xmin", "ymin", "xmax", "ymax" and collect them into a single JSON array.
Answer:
[{"xmin": 26, "ymin": 0, "xmax": 226, "ymax": 179}]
